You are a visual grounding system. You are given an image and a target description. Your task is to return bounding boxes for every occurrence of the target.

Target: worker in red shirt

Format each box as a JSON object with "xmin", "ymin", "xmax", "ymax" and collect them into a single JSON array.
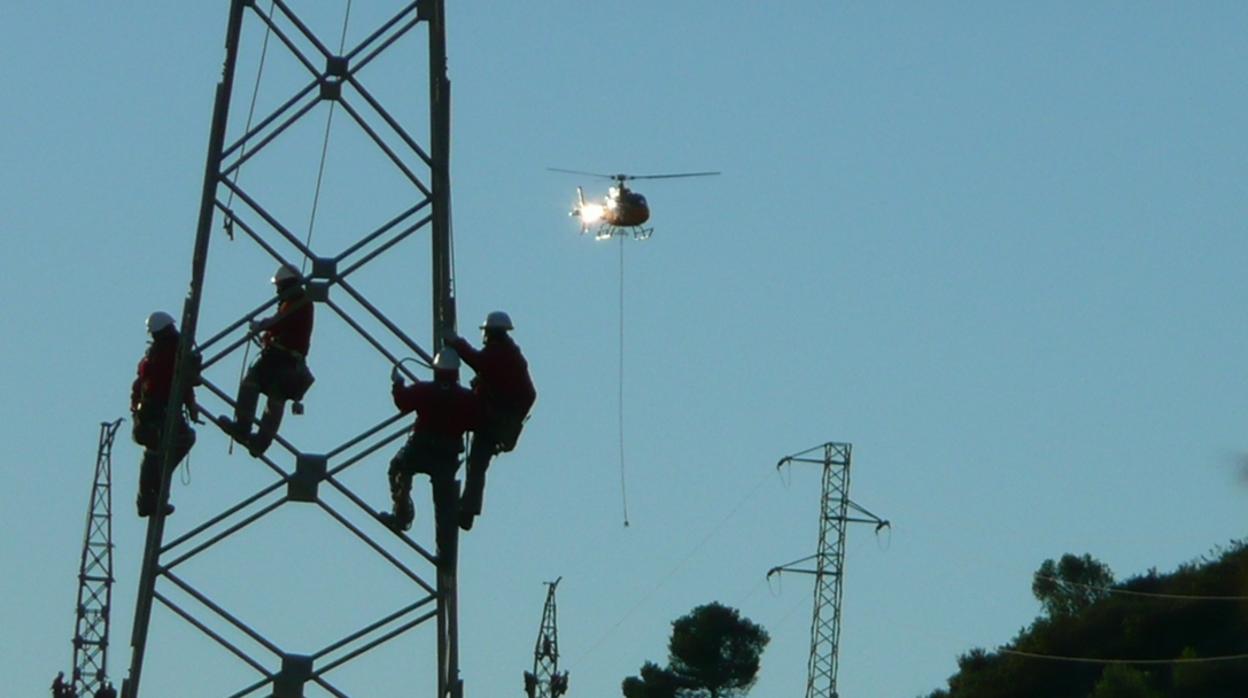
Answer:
[
  {"xmin": 447, "ymin": 310, "xmax": 536, "ymax": 530},
  {"xmin": 378, "ymin": 348, "xmax": 480, "ymax": 533},
  {"xmin": 130, "ymin": 311, "xmax": 199, "ymax": 517},
  {"xmin": 220, "ymin": 264, "xmax": 315, "ymax": 456}
]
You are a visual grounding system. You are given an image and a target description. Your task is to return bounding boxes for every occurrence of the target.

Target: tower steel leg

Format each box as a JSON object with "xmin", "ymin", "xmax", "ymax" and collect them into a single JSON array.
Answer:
[{"xmin": 123, "ymin": 5, "xmax": 246, "ymax": 696}]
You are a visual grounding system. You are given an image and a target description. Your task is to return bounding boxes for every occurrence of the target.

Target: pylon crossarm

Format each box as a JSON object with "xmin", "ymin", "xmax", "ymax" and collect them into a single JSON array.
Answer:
[
  {"xmin": 768, "ymin": 553, "xmax": 819, "ymax": 576},
  {"xmin": 846, "ymin": 500, "xmax": 889, "ymax": 529},
  {"xmin": 154, "ymin": 590, "xmax": 274, "ymax": 677}
]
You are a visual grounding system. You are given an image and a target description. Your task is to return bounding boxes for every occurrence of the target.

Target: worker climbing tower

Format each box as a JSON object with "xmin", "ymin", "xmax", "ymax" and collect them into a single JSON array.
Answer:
[
  {"xmin": 524, "ymin": 578, "xmax": 569, "ymax": 698},
  {"xmin": 69, "ymin": 419, "xmax": 123, "ymax": 696},
  {"xmin": 768, "ymin": 443, "xmax": 889, "ymax": 698},
  {"xmin": 120, "ymin": 1, "xmax": 459, "ymax": 696}
]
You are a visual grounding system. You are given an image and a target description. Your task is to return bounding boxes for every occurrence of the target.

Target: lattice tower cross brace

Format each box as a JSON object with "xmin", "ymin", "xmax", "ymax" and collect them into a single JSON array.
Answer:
[
  {"xmin": 70, "ymin": 420, "xmax": 123, "ymax": 696},
  {"xmin": 768, "ymin": 442, "xmax": 888, "ymax": 698},
  {"xmin": 524, "ymin": 577, "xmax": 568, "ymax": 698}
]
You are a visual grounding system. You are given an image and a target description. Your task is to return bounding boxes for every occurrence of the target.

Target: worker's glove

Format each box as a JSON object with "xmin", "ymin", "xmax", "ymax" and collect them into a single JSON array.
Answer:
[
  {"xmin": 390, "ymin": 365, "xmax": 404, "ymax": 386},
  {"xmin": 248, "ymin": 319, "xmax": 262, "ymax": 334}
]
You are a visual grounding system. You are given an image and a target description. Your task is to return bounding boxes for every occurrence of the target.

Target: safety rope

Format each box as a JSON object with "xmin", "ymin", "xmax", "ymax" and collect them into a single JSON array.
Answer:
[
  {"xmin": 223, "ymin": 1, "xmax": 276, "ymax": 237},
  {"xmin": 302, "ymin": 0, "xmax": 353, "ymax": 273},
  {"xmin": 618, "ymin": 236, "xmax": 630, "ymax": 527}
]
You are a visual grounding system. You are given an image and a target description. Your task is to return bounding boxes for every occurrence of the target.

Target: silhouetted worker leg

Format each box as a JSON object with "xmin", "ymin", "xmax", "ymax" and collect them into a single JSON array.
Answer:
[
  {"xmin": 222, "ymin": 352, "xmax": 295, "ymax": 456},
  {"xmin": 431, "ymin": 466, "xmax": 460, "ymax": 564},
  {"xmin": 248, "ymin": 394, "xmax": 287, "ymax": 456},
  {"xmin": 458, "ymin": 431, "xmax": 497, "ymax": 531},
  {"xmin": 220, "ymin": 362, "xmax": 264, "ymax": 444},
  {"xmin": 137, "ymin": 414, "xmax": 195, "ymax": 517},
  {"xmin": 379, "ymin": 442, "xmax": 419, "ymax": 532}
]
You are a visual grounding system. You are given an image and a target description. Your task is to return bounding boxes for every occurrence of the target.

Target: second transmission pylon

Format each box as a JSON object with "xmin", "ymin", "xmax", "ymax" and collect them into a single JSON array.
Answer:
[{"xmin": 768, "ymin": 442, "xmax": 889, "ymax": 698}]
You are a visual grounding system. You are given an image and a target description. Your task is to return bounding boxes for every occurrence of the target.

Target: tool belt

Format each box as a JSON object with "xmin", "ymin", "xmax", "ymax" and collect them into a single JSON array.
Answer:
[
  {"xmin": 260, "ymin": 347, "xmax": 315, "ymax": 402},
  {"xmin": 132, "ymin": 402, "xmax": 177, "ymax": 448},
  {"xmin": 488, "ymin": 408, "xmax": 528, "ymax": 453}
]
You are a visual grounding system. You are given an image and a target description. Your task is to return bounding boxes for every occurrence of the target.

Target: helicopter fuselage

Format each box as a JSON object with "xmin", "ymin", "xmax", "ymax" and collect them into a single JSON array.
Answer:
[{"xmin": 602, "ymin": 186, "xmax": 650, "ymax": 227}]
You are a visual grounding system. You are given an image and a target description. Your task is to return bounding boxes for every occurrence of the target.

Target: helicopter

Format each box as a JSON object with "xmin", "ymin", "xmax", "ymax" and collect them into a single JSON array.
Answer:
[{"xmin": 549, "ymin": 168, "xmax": 720, "ymax": 240}]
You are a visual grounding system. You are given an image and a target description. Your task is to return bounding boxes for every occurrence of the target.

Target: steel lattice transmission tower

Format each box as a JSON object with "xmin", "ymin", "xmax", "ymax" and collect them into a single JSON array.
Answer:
[
  {"xmin": 523, "ymin": 578, "xmax": 569, "ymax": 698},
  {"xmin": 768, "ymin": 443, "xmax": 888, "ymax": 698},
  {"xmin": 70, "ymin": 419, "xmax": 123, "ymax": 697},
  {"xmin": 120, "ymin": 1, "xmax": 460, "ymax": 696}
]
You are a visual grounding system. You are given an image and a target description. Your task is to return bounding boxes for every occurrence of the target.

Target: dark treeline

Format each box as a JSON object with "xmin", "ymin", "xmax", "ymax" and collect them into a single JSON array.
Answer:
[{"xmin": 922, "ymin": 540, "xmax": 1248, "ymax": 698}]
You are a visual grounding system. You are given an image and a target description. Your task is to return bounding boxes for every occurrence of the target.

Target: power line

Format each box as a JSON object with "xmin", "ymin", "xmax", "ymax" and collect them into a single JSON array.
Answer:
[
  {"xmin": 1033, "ymin": 574, "xmax": 1248, "ymax": 601},
  {"xmin": 1001, "ymin": 649, "xmax": 1248, "ymax": 665}
]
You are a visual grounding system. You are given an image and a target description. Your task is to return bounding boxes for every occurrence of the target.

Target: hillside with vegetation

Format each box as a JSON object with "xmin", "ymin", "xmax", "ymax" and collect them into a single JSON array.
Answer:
[{"xmin": 922, "ymin": 541, "xmax": 1248, "ymax": 697}]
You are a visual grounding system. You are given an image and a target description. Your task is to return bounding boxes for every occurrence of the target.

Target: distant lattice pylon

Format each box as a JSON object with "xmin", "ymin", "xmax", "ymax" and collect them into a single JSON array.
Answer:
[
  {"xmin": 524, "ymin": 578, "xmax": 569, "ymax": 698},
  {"xmin": 71, "ymin": 419, "xmax": 122, "ymax": 696}
]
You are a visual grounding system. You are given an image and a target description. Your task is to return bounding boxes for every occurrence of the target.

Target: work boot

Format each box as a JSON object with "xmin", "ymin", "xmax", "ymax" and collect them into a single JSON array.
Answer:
[
  {"xmin": 216, "ymin": 415, "xmax": 252, "ymax": 444},
  {"xmin": 377, "ymin": 511, "xmax": 412, "ymax": 533},
  {"xmin": 458, "ymin": 509, "xmax": 476, "ymax": 532},
  {"xmin": 137, "ymin": 497, "xmax": 175, "ymax": 518}
]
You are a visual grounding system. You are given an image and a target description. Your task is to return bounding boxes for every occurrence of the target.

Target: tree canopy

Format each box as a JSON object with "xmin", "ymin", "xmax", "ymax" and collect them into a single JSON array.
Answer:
[
  {"xmin": 1031, "ymin": 553, "xmax": 1115, "ymax": 618},
  {"xmin": 924, "ymin": 541, "xmax": 1248, "ymax": 698},
  {"xmin": 622, "ymin": 602, "xmax": 770, "ymax": 698}
]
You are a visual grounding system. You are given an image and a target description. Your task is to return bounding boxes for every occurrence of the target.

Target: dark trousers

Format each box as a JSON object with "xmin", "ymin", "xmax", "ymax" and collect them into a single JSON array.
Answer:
[
  {"xmin": 135, "ymin": 409, "xmax": 196, "ymax": 511},
  {"xmin": 234, "ymin": 349, "xmax": 298, "ymax": 453},
  {"xmin": 460, "ymin": 413, "xmax": 524, "ymax": 517},
  {"xmin": 387, "ymin": 434, "xmax": 462, "ymax": 529}
]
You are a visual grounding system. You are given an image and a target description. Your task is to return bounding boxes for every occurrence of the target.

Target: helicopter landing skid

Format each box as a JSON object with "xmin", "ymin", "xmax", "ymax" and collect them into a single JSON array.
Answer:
[{"xmin": 591, "ymin": 224, "xmax": 653, "ymax": 241}]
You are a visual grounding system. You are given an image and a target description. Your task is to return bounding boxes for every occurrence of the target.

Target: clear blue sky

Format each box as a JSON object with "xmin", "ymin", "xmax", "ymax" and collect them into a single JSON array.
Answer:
[{"xmin": 4, "ymin": 3, "xmax": 1247, "ymax": 697}]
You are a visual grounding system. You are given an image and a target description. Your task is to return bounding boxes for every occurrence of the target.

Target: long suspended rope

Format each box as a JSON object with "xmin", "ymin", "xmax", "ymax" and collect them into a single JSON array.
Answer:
[
  {"xmin": 226, "ymin": 1, "xmax": 275, "ymax": 454},
  {"xmin": 302, "ymin": 0, "xmax": 354, "ymax": 274},
  {"xmin": 224, "ymin": 1, "xmax": 276, "ymax": 233},
  {"xmin": 618, "ymin": 235, "xmax": 630, "ymax": 527}
]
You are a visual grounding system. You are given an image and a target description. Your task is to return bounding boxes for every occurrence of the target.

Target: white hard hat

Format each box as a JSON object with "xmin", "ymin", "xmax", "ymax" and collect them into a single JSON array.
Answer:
[
  {"xmin": 432, "ymin": 348, "xmax": 461, "ymax": 371},
  {"xmin": 272, "ymin": 264, "xmax": 300, "ymax": 285},
  {"xmin": 480, "ymin": 310, "xmax": 514, "ymax": 331},
  {"xmin": 147, "ymin": 311, "xmax": 175, "ymax": 334}
]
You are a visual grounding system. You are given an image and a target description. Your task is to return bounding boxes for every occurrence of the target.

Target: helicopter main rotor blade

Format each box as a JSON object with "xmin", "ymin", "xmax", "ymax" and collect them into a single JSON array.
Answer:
[
  {"xmin": 547, "ymin": 167, "xmax": 618, "ymax": 180},
  {"xmin": 622, "ymin": 171, "xmax": 722, "ymax": 181}
]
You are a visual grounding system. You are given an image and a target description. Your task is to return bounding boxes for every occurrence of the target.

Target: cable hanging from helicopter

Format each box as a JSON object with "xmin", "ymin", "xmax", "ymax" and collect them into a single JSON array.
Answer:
[
  {"xmin": 548, "ymin": 168, "xmax": 720, "ymax": 240},
  {"xmin": 550, "ymin": 167, "xmax": 719, "ymax": 526}
]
